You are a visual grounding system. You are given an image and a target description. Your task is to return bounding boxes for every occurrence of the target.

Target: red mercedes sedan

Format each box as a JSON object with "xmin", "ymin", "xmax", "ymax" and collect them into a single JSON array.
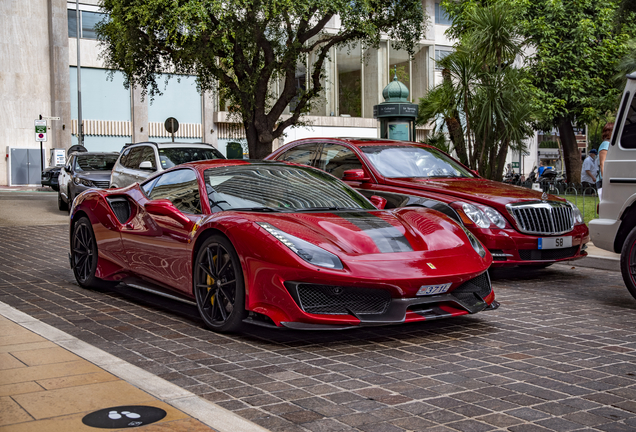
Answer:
[
  {"xmin": 266, "ymin": 138, "xmax": 589, "ymax": 268},
  {"xmin": 69, "ymin": 159, "xmax": 497, "ymax": 332}
]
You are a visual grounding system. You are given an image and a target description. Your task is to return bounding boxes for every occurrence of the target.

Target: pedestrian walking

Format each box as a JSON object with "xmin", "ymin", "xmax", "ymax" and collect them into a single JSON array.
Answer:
[
  {"xmin": 581, "ymin": 148, "xmax": 598, "ymax": 193},
  {"xmin": 597, "ymin": 122, "xmax": 614, "ymax": 200}
]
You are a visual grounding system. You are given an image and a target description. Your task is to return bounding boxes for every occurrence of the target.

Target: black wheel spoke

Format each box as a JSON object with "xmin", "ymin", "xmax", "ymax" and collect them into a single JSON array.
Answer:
[
  {"xmin": 217, "ymin": 257, "xmax": 230, "ymax": 279},
  {"xmin": 198, "ymin": 262, "xmax": 215, "ymax": 279},
  {"xmin": 203, "ymin": 287, "xmax": 214, "ymax": 306},
  {"xmin": 219, "ymin": 279, "xmax": 236, "ymax": 287}
]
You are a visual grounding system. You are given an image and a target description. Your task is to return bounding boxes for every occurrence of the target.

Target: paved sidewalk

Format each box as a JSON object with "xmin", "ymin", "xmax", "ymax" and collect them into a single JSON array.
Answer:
[
  {"xmin": 572, "ymin": 243, "xmax": 620, "ymax": 272},
  {"xmin": 0, "ymin": 303, "xmax": 269, "ymax": 432}
]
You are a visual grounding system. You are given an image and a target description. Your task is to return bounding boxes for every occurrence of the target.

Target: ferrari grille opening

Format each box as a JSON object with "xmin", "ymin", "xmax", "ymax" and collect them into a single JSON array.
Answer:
[
  {"xmin": 449, "ymin": 272, "xmax": 492, "ymax": 313},
  {"xmin": 519, "ymin": 246, "xmax": 578, "ymax": 261},
  {"xmin": 294, "ymin": 284, "xmax": 391, "ymax": 315},
  {"xmin": 106, "ymin": 197, "xmax": 131, "ymax": 224}
]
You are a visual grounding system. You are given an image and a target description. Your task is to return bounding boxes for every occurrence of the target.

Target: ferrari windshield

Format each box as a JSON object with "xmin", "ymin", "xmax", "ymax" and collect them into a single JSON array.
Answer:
[
  {"xmin": 74, "ymin": 154, "xmax": 118, "ymax": 172},
  {"xmin": 159, "ymin": 147, "xmax": 224, "ymax": 169},
  {"xmin": 361, "ymin": 145, "xmax": 475, "ymax": 178},
  {"xmin": 204, "ymin": 164, "xmax": 375, "ymax": 212}
]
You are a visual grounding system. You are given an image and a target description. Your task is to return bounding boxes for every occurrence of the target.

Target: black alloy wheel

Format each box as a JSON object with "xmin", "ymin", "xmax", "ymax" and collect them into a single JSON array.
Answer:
[
  {"xmin": 71, "ymin": 217, "xmax": 114, "ymax": 289},
  {"xmin": 194, "ymin": 235, "xmax": 246, "ymax": 332},
  {"xmin": 620, "ymin": 226, "xmax": 636, "ymax": 300},
  {"xmin": 57, "ymin": 188, "xmax": 68, "ymax": 211}
]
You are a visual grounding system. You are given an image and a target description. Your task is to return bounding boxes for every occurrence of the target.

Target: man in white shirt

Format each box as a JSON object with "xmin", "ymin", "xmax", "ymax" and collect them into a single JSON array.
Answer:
[{"xmin": 581, "ymin": 148, "xmax": 598, "ymax": 193}]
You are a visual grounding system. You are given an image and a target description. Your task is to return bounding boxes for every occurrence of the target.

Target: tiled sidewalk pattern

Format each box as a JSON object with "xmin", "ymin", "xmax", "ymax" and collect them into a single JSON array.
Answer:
[
  {"xmin": 0, "ymin": 316, "xmax": 210, "ymax": 431},
  {"xmin": 1, "ymin": 225, "xmax": 636, "ymax": 431}
]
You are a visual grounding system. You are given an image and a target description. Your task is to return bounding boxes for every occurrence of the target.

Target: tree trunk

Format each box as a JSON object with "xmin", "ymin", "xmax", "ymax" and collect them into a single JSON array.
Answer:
[
  {"xmin": 494, "ymin": 139, "xmax": 509, "ymax": 182},
  {"xmin": 445, "ymin": 116, "xmax": 468, "ymax": 166},
  {"xmin": 557, "ymin": 117, "xmax": 581, "ymax": 184}
]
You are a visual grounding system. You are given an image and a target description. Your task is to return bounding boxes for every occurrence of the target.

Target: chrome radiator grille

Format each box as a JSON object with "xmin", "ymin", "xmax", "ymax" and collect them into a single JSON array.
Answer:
[{"xmin": 506, "ymin": 202, "xmax": 574, "ymax": 235}]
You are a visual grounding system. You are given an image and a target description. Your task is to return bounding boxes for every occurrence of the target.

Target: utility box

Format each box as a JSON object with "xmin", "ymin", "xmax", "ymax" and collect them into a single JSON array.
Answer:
[{"xmin": 50, "ymin": 148, "xmax": 66, "ymax": 167}]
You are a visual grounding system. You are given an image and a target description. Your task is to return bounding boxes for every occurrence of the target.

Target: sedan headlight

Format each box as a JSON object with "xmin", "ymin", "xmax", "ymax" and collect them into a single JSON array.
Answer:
[
  {"xmin": 257, "ymin": 222, "xmax": 344, "ymax": 270},
  {"xmin": 460, "ymin": 203, "xmax": 490, "ymax": 228},
  {"xmin": 462, "ymin": 226, "xmax": 486, "ymax": 258},
  {"xmin": 74, "ymin": 177, "xmax": 94, "ymax": 187},
  {"xmin": 569, "ymin": 202, "xmax": 584, "ymax": 225},
  {"xmin": 483, "ymin": 207, "xmax": 507, "ymax": 229}
]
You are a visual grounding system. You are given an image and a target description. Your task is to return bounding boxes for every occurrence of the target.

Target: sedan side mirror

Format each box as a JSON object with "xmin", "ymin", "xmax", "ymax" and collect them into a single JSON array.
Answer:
[
  {"xmin": 369, "ymin": 195, "xmax": 387, "ymax": 210},
  {"xmin": 472, "ymin": 170, "xmax": 480, "ymax": 177},
  {"xmin": 145, "ymin": 199, "xmax": 192, "ymax": 228},
  {"xmin": 139, "ymin": 161, "xmax": 154, "ymax": 170},
  {"xmin": 342, "ymin": 169, "xmax": 370, "ymax": 182},
  {"xmin": 65, "ymin": 165, "xmax": 71, "ymax": 172}
]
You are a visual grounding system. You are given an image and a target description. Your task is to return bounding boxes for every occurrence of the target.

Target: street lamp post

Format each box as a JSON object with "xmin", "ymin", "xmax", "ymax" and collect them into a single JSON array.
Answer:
[{"xmin": 76, "ymin": 0, "xmax": 84, "ymax": 147}]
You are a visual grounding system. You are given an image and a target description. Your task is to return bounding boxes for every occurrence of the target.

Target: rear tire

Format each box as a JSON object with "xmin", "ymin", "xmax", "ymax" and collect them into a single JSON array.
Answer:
[
  {"xmin": 620, "ymin": 225, "xmax": 636, "ymax": 300},
  {"xmin": 57, "ymin": 188, "xmax": 68, "ymax": 211},
  {"xmin": 71, "ymin": 217, "xmax": 115, "ymax": 289}
]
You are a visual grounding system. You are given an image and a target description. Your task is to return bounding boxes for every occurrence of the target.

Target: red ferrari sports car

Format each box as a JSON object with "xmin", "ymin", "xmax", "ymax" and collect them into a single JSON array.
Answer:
[
  {"xmin": 69, "ymin": 160, "xmax": 497, "ymax": 332},
  {"xmin": 266, "ymin": 138, "xmax": 590, "ymax": 268}
]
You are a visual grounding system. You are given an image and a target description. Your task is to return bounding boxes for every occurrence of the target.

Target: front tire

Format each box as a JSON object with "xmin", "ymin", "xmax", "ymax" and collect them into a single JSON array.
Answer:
[
  {"xmin": 620, "ymin": 226, "xmax": 636, "ymax": 300},
  {"xmin": 58, "ymin": 188, "xmax": 68, "ymax": 211},
  {"xmin": 194, "ymin": 235, "xmax": 247, "ymax": 332},
  {"xmin": 71, "ymin": 217, "xmax": 114, "ymax": 289}
]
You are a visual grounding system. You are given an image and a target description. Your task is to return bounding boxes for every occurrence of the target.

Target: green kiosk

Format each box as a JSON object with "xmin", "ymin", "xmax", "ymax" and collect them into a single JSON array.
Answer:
[{"xmin": 373, "ymin": 71, "xmax": 418, "ymax": 141}]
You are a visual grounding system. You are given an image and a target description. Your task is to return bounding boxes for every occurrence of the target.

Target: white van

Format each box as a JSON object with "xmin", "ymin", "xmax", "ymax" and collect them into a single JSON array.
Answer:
[{"xmin": 589, "ymin": 72, "xmax": 636, "ymax": 298}]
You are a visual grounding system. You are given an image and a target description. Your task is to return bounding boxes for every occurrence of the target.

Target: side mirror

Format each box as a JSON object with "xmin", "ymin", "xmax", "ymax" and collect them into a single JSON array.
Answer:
[
  {"xmin": 145, "ymin": 199, "xmax": 192, "ymax": 228},
  {"xmin": 139, "ymin": 161, "xmax": 154, "ymax": 170},
  {"xmin": 342, "ymin": 169, "xmax": 370, "ymax": 182},
  {"xmin": 65, "ymin": 165, "xmax": 71, "ymax": 172},
  {"xmin": 369, "ymin": 195, "xmax": 387, "ymax": 210},
  {"xmin": 471, "ymin": 170, "xmax": 480, "ymax": 177}
]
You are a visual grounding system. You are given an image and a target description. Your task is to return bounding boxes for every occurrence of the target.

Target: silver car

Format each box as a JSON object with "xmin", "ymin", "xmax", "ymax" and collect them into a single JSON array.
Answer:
[
  {"xmin": 110, "ymin": 142, "xmax": 225, "ymax": 188},
  {"xmin": 589, "ymin": 71, "xmax": 636, "ymax": 298}
]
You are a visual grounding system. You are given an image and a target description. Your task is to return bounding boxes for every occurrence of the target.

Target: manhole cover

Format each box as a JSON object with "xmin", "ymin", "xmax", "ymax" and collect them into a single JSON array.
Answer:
[{"xmin": 82, "ymin": 405, "xmax": 167, "ymax": 428}]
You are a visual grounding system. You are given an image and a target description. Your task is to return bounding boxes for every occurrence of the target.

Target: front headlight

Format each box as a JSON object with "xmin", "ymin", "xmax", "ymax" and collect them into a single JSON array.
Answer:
[
  {"xmin": 462, "ymin": 226, "xmax": 486, "ymax": 258},
  {"xmin": 74, "ymin": 177, "xmax": 94, "ymax": 187},
  {"xmin": 484, "ymin": 207, "xmax": 507, "ymax": 229},
  {"xmin": 569, "ymin": 202, "xmax": 584, "ymax": 225},
  {"xmin": 257, "ymin": 222, "xmax": 344, "ymax": 270},
  {"xmin": 461, "ymin": 203, "xmax": 490, "ymax": 228}
]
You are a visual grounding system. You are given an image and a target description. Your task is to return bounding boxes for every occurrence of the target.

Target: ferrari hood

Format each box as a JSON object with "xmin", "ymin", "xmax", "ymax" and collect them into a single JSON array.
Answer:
[
  {"xmin": 247, "ymin": 208, "xmax": 471, "ymax": 256},
  {"xmin": 387, "ymin": 177, "xmax": 564, "ymax": 207}
]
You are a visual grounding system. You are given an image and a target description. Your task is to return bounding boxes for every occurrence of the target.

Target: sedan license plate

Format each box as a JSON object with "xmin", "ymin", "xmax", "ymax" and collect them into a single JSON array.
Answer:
[
  {"xmin": 417, "ymin": 283, "xmax": 452, "ymax": 296},
  {"xmin": 538, "ymin": 236, "xmax": 572, "ymax": 249}
]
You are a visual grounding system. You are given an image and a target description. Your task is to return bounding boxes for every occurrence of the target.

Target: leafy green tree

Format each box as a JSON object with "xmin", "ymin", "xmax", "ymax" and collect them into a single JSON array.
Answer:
[
  {"xmin": 96, "ymin": 0, "xmax": 426, "ymax": 158},
  {"xmin": 419, "ymin": 1, "xmax": 534, "ymax": 180},
  {"xmin": 520, "ymin": 0, "xmax": 634, "ymax": 183}
]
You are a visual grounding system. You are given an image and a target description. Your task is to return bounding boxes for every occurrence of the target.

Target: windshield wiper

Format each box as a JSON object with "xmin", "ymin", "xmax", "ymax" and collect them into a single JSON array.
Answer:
[
  {"xmin": 230, "ymin": 207, "xmax": 285, "ymax": 212},
  {"xmin": 295, "ymin": 207, "xmax": 362, "ymax": 212}
]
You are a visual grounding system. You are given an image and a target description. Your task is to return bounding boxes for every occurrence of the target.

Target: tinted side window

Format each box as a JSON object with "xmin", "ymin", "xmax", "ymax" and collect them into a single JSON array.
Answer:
[
  {"xmin": 118, "ymin": 148, "xmax": 131, "ymax": 168},
  {"xmin": 124, "ymin": 147, "xmax": 145, "ymax": 169},
  {"xmin": 147, "ymin": 169, "xmax": 201, "ymax": 214},
  {"xmin": 620, "ymin": 92, "xmax": 636, "ymax": 149},
  {"xmin": 318, "ymin": 144, "xmax": 363, "ymax": 179},
  {"xmin": 140, "ymin": 146, "xmax": 157, "ymax": 170},
  {"xmin": 277, "ymin": 144, "xmax": 319, "ymax": 166}
]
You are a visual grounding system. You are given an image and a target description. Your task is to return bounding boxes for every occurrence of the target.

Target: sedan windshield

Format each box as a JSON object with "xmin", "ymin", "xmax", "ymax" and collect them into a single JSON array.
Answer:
[
  {"xmin": 204, "ymin": 164, "xmax": 375, "ymax": 212},
  {"xmin": 159, "ymin": 147, "xmax": 224, "ymax": 169},
  {"xmin": 361, "ymin": 146, "xmax": 474, "ymax": 178},
  {"xmin": 74, "ymin": 155, "xmax": 118, "ymax": 172}
]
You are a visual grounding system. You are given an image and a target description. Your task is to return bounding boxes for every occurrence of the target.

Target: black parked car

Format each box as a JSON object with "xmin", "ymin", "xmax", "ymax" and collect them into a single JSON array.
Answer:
[
  {"xmin": 41, "ymin": 166, "xmax": 62, "ymax": 191},
  {"xmin": 57, "ymin": 152, "xmax": 119, "ymax": 211}
]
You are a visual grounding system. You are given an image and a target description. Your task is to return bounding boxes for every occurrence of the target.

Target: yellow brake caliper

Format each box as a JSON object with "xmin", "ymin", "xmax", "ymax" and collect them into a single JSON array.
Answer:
[{"xmin": 207, "ymin": 254, "xmax": 217, "ymax": 306}]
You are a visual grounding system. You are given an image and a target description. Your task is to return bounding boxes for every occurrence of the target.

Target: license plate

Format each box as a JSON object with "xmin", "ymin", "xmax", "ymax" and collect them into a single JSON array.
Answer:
[
  {"xmin": 538, "ymin": 236, "xmax": 572, "ymax": 249},
  {"xmin": 417, "ymin": 283, "xmax": 452, "ymax": 296}
]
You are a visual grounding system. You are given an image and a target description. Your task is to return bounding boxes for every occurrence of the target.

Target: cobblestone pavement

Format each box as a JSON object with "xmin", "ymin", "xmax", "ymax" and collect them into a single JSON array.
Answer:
[{"xmin": 1, "ymin": 225, "xmax": 635, "ymax": 432}]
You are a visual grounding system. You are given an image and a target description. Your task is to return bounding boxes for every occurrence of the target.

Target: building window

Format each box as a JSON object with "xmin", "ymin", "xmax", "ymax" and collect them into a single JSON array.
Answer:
[
  {"xmin": 337, "ymin": 43, "xmax": 362, "ymax": 117},
  {"xmin": 434, "ymin": 48, "xmax": 453, "ymax": 70},
  {"xmin": 435, "ymin": 2, "xmax": 453, "ymax": 26},
  {"xmin": 67, "ymin": 10, "xmax": 107, "ymax": 39}
]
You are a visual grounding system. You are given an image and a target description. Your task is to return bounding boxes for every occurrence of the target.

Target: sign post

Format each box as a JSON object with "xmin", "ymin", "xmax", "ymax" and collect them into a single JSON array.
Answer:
[{"xmin": 35, "ymin": 119, "xmax": 47, "ymax": 174}]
